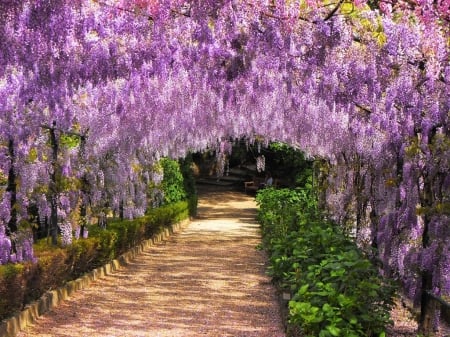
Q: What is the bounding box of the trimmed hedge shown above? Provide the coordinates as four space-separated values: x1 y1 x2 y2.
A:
0 199 193 321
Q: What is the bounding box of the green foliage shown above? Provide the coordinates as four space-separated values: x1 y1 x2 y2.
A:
179 154 197 198
265 142 313 187
226 140 313 188
161 158 187 204
59 133 81 149
0 264 26 318
256 188 316 244
0 170 7 186
179 154 198 216
257 186 396 337
29 243 71 299
149 200 191 226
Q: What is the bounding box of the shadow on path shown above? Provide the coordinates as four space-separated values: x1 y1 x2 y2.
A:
17 188 285 337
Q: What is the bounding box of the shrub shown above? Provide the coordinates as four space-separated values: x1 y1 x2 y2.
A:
0 199 193 321
32 244 70 294
256 187 396 337
160 158 187 204
0 264 26 319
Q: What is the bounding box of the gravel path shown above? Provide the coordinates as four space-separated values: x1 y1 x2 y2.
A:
17 187 285 337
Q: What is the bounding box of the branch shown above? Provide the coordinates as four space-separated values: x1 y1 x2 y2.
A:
407 59 447 84
95 0 192 21
94 0 154 21
170 8 191 18
40 124 51 131
425 290 450 310
40 124 87 139
324 0 344 21
353 101 372 116
244 1 311 23
258 0 348 24
415 77 430 90
261 10 311 23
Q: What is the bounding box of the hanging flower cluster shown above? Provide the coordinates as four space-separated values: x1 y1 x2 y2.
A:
256 155 265 173
0 225 12 265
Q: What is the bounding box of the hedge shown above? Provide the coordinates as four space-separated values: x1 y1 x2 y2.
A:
0 199 193 321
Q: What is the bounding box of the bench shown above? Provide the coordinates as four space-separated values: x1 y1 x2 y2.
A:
244 177 265 194
244 177 277 194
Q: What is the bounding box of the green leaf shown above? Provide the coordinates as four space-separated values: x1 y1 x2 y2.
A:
298 284 309 295
337 294 355 307
319 330 331 337
349 317 358 325
330 268 346 277
322 303 334 315
326 325 341 336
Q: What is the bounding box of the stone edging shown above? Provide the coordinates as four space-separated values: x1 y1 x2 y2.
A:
0 219 190 337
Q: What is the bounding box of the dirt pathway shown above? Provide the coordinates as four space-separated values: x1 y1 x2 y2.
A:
17 187 285 337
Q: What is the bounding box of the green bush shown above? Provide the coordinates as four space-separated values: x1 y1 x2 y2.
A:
33 244 70 291
0 199 192 321
256 187 396 337
179 155 197 198
0 264 26 319
179 155 198 217
65 237 101 277
256 187 317 245
161 158 187 204
265 142 314 187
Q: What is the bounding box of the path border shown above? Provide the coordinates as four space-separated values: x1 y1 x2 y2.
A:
0 219 190 337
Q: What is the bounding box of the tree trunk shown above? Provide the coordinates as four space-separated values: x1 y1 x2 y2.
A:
49 123 59 245
119 199 124 220
79 136 88 238
6 139 17 235
419 269 436 333
80 202 86 238
418 127 438 334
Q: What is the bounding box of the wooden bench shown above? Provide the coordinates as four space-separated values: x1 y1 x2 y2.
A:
244 177 264 194
244 177 277 194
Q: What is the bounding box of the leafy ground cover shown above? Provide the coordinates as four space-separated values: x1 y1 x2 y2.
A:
256 187 396 337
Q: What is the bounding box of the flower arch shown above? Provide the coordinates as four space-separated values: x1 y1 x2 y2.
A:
0 0 448 332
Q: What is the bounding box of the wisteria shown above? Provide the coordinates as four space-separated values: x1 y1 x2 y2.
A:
256 155 266 173
59 222 73 246
11 230 36 264
0 0 448 333
0 224 11 265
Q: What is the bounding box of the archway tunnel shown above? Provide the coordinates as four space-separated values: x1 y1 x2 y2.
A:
0 0 448 334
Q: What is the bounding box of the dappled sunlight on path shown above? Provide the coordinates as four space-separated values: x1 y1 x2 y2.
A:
17 188 285 337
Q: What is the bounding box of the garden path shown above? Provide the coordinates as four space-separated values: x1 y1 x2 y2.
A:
17 186 285 337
